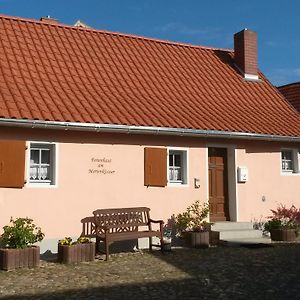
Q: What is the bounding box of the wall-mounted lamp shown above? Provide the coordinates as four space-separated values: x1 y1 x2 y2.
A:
194 178 200 189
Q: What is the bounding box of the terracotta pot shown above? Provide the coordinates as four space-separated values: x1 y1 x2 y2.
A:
58 242 95 264
184 231 210 248
0 246 40 271
270 229 296 241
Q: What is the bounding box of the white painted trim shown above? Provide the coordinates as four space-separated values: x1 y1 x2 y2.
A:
25 141 59 189
244 73 259 81
167 147 189 187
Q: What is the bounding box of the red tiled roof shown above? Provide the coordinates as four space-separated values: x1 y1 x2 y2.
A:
278 82 300 113
0 14 299 137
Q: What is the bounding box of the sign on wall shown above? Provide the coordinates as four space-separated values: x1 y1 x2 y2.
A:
88 157 115 175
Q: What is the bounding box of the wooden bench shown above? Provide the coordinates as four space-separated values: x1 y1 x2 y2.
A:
81 207 164 260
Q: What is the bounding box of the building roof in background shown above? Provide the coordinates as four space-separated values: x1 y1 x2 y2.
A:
0 14 299 138
278 82 300 113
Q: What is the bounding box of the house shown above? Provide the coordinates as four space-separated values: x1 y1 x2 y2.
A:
278 82 300 113
0 14 299 252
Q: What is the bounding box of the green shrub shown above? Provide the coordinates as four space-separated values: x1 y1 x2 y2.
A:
174 200 210 235
1 217 44 249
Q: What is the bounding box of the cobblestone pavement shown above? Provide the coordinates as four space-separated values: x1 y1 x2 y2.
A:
0 244 300 299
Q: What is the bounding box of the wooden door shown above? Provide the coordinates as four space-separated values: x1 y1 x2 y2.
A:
208 148 229 221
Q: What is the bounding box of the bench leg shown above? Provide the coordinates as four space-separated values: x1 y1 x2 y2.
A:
96 237 100 254
149 237 152 251
160 239 165 253
105 238 110 261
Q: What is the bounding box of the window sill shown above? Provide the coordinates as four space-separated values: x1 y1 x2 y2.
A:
168 182 189 188
280 171 300 176
26 182 58 189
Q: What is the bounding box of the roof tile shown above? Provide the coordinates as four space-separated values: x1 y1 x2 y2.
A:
278 82 300 113
0 14 299 137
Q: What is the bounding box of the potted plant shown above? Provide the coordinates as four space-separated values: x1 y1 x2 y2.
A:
0 217 44 271
162 228 172 251
174 200 212 248
264 204 300 241
58 236 95 264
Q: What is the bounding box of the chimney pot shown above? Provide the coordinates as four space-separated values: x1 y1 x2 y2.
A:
234 29 259 80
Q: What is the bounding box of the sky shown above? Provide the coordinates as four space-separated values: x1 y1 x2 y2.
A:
0 0 299 86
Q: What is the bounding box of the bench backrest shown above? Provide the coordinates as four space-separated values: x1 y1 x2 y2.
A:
92 207 151 234
80 216 97 238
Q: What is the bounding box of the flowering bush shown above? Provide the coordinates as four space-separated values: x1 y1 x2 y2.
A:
264 204 300 233
1 217 44 249
174 200 210 235
58 236 91 246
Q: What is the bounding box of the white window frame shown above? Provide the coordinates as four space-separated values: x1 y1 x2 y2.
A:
167 147 188 186
280 148 299 175
26 142 58 187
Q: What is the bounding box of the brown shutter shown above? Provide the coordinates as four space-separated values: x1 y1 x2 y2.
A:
144 147 167 187
0 140 26 188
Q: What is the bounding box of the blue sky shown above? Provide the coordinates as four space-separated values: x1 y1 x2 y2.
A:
0 0 299 86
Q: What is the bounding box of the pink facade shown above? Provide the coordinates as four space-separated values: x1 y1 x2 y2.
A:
0 127 299 252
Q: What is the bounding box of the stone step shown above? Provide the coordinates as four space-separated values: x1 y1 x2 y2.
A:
211 222 254 231
219 229 263 240
222 237 272 247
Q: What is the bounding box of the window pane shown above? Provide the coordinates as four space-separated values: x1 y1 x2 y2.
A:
168 150 186 184
169 167 182 181
30 149 40 165
282 160 293 171
39 166 50 180
282 151 292 161
174 154 181 167
29 143 54 184
41 149 50 164
30 166 38 180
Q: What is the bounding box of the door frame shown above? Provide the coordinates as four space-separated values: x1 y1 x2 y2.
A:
205 144 238 222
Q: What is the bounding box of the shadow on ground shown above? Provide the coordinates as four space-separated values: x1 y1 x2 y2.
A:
2 244 300 299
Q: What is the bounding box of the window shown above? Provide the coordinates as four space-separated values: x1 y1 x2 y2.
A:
168 149 187 184
144 147 188 187
29 143 56 185
281 149 299 173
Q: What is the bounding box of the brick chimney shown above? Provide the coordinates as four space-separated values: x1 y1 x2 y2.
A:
234 29 259 80
40 16 59 24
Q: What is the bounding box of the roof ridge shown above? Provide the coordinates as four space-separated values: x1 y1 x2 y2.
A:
0 13 233 52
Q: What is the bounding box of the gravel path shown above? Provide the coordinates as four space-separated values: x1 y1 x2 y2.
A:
0 244 299 299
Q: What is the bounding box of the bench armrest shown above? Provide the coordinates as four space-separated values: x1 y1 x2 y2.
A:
149 218 164 225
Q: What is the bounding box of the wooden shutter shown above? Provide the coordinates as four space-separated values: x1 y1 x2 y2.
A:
144 147 167 187
0 140 26 188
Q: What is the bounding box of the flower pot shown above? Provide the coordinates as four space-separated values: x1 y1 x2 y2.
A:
184 231 210 248
58 242 95 264
0 246 40 271
270 229 296 241
162 240 172 251
209 230 220 246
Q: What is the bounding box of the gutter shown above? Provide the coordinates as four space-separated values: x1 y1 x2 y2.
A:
0 118 300 142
